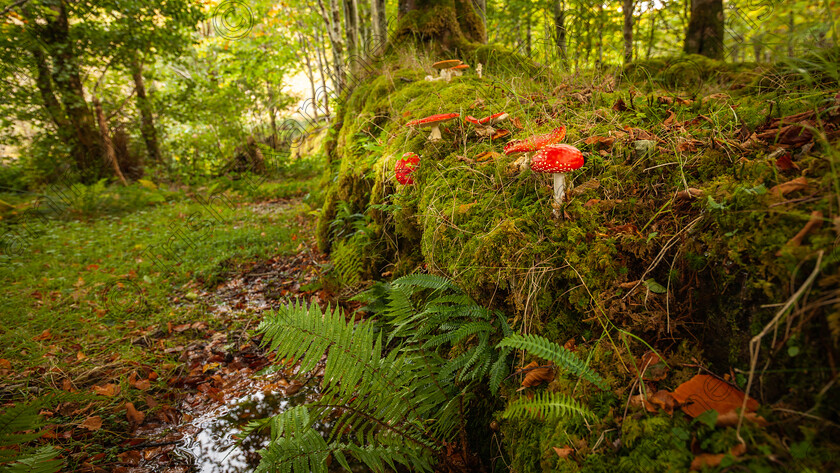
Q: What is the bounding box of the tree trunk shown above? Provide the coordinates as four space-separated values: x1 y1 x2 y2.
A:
130 56 161 165
396 0 485 49
315 26 332 116
646 9 658 59
553 0 566 61
623 0 633 64
267 84 278 139
683 0 724 59
371 0 387 42
525 14 532 58
597 3 604 67
473 0 486 42
787 10 794 57
343 0 358 64
298 32 319 121
29 47 72 141
92 96 128 185
35 2 103 181
316 0 346 89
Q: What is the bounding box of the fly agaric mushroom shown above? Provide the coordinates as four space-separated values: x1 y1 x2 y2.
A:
530 143 584 210
395 152 420 185
406 112 460 142
465 112 509 137
432 59 462 82
450 64 470 77
503 126 566 172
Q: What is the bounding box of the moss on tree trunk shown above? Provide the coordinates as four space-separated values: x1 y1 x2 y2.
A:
395 0 485 51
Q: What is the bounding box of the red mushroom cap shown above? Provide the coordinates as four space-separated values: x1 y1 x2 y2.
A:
464 115 483 125
451 64 470 70
503 126 567 155
405 112 461 128
396 152 420 185
432 59 462 69
480 112 509 125
529 144 584 173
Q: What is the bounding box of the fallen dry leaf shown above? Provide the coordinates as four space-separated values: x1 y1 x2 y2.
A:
80 415 102 431
552 446 574 459
662 111 677 128
786 211 824 248
125 402 145 425
584 135 616 149
676 188 703 200
770 177 808 197
690 443 746 470
33 329 52 341
92 383 120 397
519 361 554 389
715 410 768 428
648 390 678 415
671 374 758 418
775 153 799 172
117 451 142 465
613 98 629 112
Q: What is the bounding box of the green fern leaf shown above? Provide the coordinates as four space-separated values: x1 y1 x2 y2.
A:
502 391 596 422
497 334 608 390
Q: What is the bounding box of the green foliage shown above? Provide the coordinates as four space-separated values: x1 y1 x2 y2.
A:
256 274 514 471
501 391 596 422
256 300 447 472
354 273 513 393
0 398 63 473
330 234 367 286
497 333 608 391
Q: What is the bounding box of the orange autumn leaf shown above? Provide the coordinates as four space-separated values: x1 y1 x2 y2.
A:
33 329 52 341
125 402 145 425
519 361 554 389
770 176 808 197
553 446 574 459
80 415 102 431
690 443 746 470
93 383 120 397
671 375 758 418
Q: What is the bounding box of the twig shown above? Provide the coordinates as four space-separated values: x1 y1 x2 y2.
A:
737 251 823 444
622 215 703 300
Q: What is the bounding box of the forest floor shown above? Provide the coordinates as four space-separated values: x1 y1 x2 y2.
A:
0 181 335 473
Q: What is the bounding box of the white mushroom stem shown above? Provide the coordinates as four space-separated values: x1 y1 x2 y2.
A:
427 125 442 141
552 173 567 204
477 63 483 78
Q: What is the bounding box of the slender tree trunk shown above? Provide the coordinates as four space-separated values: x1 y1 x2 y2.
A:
298 33 319 120
130 56 161 165
597 3 604 67
343 0 358 64
316 0 346 89
584 8 592 64
315 26 331 116
526 14 532 58
92 96 127 185
753 34 763 62
623 0 634 64
553 0 566 61
371 0 387 42
267 84 278 139
646 9 657 59
787 10 794 57
683 0 724 59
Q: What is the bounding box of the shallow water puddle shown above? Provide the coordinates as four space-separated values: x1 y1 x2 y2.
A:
176 385 317 473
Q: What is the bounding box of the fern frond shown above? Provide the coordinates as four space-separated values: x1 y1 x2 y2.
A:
502 391 596 422
0 399 63 473
392 274 457 293
497 334 609 390
489 347 512 395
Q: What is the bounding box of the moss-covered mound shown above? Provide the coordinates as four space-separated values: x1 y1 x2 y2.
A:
317 45 840 471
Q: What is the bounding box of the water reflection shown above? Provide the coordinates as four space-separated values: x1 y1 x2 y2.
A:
178 387 316 473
